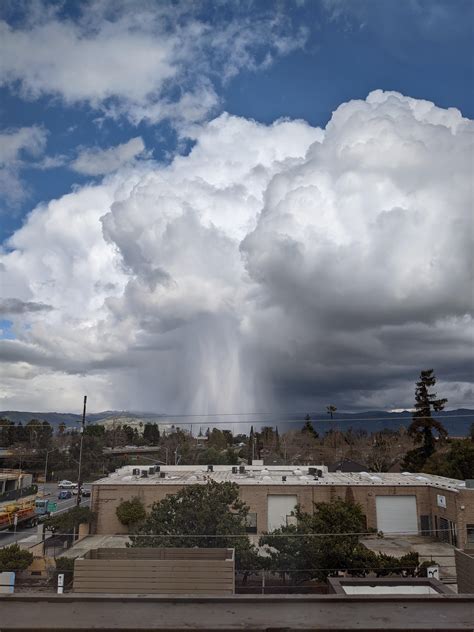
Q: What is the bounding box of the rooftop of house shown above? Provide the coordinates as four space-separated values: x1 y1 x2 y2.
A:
93 465 469 493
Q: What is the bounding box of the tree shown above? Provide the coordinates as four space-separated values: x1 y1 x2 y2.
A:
423 440 474 479
130 481 260 572
302 415 319 440
407 369 448 460
260 498 371 583
143 423 160 445
0 418 15 447
44 506 95 534
0 544 33 572
327 405 337 420
116 497 147 527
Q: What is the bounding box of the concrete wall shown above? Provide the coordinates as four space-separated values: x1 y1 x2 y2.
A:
455 549 474 594
91 482 474 548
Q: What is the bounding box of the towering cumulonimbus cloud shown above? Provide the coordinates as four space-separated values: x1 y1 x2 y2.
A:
0 91 472 412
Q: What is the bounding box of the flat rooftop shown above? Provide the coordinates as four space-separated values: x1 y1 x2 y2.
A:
93 465 469 492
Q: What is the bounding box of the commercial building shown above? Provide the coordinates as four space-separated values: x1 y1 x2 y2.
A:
91 465 474 549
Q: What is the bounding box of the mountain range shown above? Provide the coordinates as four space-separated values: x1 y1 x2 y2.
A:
0 409 472 437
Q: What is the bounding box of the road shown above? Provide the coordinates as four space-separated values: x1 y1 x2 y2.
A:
0 482 91 548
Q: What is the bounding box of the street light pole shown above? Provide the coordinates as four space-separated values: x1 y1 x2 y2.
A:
76 395 87 507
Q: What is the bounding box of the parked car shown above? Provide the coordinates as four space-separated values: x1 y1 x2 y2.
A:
58 490 73 500
58 480 77 489
81 488 91 497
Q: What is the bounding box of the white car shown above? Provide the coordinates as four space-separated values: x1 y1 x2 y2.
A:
58 480 77 489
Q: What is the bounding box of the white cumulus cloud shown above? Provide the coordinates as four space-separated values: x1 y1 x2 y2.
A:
0 91 472 413
0 1 307 125
71 137 147 176
0 125 47 205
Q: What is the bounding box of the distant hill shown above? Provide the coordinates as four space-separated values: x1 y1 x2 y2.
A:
0 408 472 436
276 409 474 437
0 410 166 427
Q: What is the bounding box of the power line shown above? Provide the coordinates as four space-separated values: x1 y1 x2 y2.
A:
0 528 458 537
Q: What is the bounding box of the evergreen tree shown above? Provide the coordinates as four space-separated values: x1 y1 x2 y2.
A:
302 415 318 439
407 369 448 459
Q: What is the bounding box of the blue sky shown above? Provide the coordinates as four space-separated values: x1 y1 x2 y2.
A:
0 0 472 413
1 0 472 242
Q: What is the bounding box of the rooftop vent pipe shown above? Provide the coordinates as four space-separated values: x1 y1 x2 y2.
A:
239 465 246 474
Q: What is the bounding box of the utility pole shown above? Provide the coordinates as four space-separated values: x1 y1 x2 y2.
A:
43 449 52 496
76 395 87 507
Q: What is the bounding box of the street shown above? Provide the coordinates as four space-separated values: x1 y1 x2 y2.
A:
0 482 91 548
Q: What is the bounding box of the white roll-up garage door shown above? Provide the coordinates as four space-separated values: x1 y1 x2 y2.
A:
375 495 418 535
267 495 297 531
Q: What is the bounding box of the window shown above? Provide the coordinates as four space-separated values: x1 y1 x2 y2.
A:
245 512 257 534
467 525 474 546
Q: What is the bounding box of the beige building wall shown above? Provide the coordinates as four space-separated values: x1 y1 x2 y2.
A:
92 482 474 549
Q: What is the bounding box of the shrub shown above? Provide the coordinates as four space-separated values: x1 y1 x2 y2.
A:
116 497 146 527
0 544 33 572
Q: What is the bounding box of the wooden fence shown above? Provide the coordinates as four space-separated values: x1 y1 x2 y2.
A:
73 548 235 594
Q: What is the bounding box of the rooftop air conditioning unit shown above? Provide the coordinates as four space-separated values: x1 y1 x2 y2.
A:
155 465 161 472
140 470 148 478
207 465 214 472
317 469 323 478
159 471 166 478
239 465 246 474
282 475 287 482
232 466 238 474
148 466 156 475
132 468 140 476
308 467 316 476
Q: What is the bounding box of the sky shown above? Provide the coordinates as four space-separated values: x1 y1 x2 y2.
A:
0 0 473 415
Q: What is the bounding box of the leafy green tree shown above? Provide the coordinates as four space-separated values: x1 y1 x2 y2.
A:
130 481 260 572
260 498 369 583
116 497 147 527
0 544 33 572
44 506 95 534
423 440 474 479
407 369 448 460
69 431 105 477
0 418 15 447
